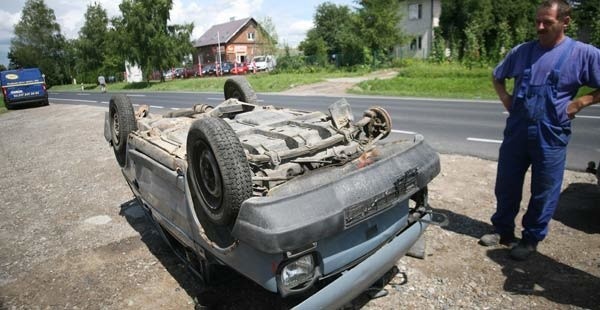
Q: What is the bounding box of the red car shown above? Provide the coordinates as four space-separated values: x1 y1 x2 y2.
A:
230 62 249 75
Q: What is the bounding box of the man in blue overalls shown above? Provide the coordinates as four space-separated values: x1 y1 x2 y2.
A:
480 0 600 260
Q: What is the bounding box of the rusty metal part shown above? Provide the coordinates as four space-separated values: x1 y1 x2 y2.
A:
136 105 149 118
363 106 392 139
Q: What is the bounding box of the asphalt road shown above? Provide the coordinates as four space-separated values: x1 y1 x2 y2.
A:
48 90 600 171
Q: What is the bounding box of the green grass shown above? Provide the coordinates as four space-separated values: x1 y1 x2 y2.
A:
48 61 595 100
350 62 501 100
50 71 367 93
0 96 6 114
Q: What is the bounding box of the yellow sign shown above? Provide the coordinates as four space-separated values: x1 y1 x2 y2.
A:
5 74 18 80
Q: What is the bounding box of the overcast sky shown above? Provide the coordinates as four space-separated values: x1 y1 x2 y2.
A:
0 0 356 67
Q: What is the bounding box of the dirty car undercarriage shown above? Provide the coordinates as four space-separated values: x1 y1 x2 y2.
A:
104 77 441 309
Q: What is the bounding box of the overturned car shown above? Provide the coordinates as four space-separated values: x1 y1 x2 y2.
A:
104 77 440 308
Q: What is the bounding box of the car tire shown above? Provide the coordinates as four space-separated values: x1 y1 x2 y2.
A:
186 117 252 227
5 102 13 110
109 94 137 167
223 76 257 104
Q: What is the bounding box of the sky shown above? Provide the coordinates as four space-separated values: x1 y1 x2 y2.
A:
0 0 357 67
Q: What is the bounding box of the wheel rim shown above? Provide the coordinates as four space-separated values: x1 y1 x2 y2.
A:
112 110 121 146
193 140 223 211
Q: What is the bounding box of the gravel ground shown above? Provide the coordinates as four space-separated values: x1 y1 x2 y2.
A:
1 102 598 310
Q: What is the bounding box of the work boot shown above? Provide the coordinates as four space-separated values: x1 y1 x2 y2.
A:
510 240 537 261
479 233 517 247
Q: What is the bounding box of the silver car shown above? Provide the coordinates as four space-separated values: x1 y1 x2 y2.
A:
104 77 440 308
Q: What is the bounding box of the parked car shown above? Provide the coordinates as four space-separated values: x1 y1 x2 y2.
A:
250 55 276 72
1 67 48 109
103 77 440 309
220 62 234 74
173 68 185 79
163 70 174 80
230 62 248 75
200 64 214 76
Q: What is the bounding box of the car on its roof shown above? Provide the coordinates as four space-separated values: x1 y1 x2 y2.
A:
103 77 441 308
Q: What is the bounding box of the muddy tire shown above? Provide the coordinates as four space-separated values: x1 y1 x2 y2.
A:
186 117 252 226
109 94 137 167
223 76 257 104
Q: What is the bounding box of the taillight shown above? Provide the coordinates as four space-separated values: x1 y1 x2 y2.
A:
42 83 47 91
1 87 6 97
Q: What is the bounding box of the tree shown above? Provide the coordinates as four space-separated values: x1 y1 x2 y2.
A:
298 29 328 66
355 0 403 63
115 0 193 82
258 16 279 55
75 2 109 83
0 64 7 71
573 0 600 47
8 0 70 85
299 2 364 66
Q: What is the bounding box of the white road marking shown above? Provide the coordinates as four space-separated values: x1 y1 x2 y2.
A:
49 98 97 103
171 107 180 110
126 94 146 97
467 137 503 144
576 115 600 120
150 105 164 109
207 97 264 102
503 111 600 119
100 101 109 104
77 93 90 96
392 129 416 135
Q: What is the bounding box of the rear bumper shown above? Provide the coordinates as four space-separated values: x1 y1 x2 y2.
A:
4 94 48 105
232 135 440 254
293 214 429 309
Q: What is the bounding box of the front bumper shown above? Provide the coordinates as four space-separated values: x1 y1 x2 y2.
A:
293 213 430 309
232 135 440 254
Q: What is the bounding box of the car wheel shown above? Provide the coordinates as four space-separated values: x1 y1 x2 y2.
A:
5 102 13 110
187 117 252 226
223 76 257 104
109 94 137 167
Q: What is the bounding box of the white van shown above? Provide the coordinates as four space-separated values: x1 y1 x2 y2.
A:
251 55 276 72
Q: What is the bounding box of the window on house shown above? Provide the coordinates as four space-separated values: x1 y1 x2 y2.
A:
409 3 423 20
247 32 255 41
418 36 422 49
410 38 417 50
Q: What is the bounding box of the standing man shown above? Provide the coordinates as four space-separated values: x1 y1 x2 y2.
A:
480 0 600 260
98 75 106 93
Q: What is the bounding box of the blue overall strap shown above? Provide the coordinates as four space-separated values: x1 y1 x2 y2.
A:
517 41 537 99
548 38 576 85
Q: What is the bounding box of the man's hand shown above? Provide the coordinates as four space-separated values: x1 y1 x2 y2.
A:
492 76 512 111
567 89 600 119
566 100 581 119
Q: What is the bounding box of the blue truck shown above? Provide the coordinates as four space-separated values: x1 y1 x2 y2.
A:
1 68 49 109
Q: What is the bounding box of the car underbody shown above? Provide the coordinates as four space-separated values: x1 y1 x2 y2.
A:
104 77 441 308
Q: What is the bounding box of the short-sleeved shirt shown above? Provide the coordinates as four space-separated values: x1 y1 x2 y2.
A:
493 37 600 109
98 76 106 85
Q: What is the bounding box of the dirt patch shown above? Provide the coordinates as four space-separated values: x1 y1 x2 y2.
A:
1 104 598 309
281 70 398 96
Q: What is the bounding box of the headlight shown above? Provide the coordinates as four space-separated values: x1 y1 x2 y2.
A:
280 254 315 289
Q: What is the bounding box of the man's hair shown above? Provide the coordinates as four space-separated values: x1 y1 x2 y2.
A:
539 0 572 20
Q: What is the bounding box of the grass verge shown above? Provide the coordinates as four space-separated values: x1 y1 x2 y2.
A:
48 61 594 100
50 71 368 93
0 97 6 114
350 62 500 99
